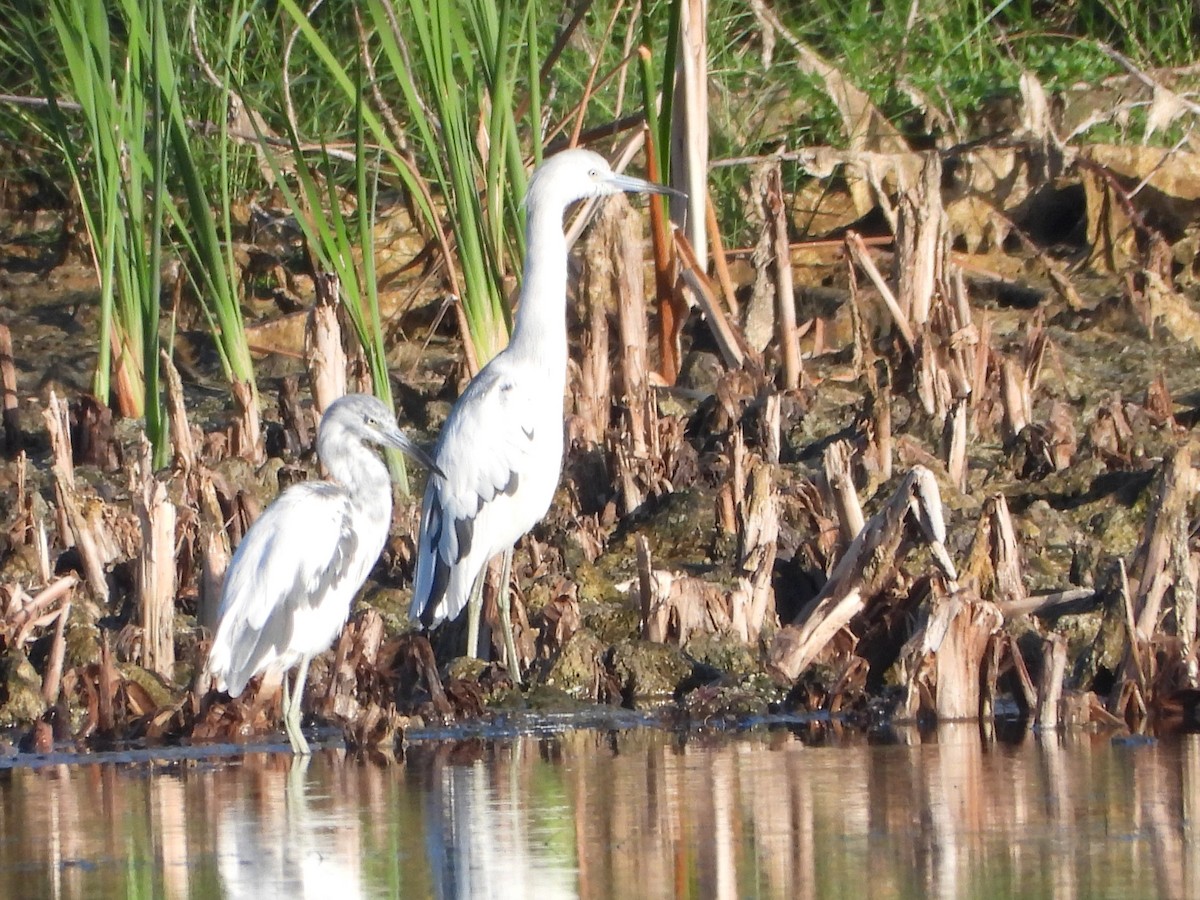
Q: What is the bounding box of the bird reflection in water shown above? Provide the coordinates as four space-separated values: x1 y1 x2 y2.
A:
216 757 364 900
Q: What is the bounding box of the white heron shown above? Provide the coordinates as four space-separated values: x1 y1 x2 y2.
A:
409 148 679 682
205 392 439 754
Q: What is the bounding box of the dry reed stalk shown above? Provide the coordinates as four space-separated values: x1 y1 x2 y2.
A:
945 398 969 491
1036 633 1068 729
45 394 111 603
769 466 957 681
0 323 17 451
230 379 263 465
705 191 739 318
823 440 864 546
578 201 623 446
1000 358 1031 440
670 0 709 265
673 230 747 370
761 391 782 465
735 447 779 643
306 273 348 415
136 443 177 679
41 599 71 704
845 231 916 353
637 535 654 639
161 350 195 473
764 163 802 388
986 493 1028 610
197 470 230 630
642 126 686 385
895 152 944 326
613 204 652 456
43 390 74 489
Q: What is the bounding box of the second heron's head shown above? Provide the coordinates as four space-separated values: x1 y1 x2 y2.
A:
525 148 683 211
320 393 442 474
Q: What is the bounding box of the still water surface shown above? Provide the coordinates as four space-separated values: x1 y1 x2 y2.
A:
0 720 1195 899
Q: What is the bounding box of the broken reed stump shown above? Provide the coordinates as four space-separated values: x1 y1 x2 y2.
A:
306 272 347 415
136 443 176 680
0 323 17 452
577 198 623 446
1108 446 1200 720
765 162 802 388
43 391 112 604
637 431 778 646
768 466 958 683
162 350 196 473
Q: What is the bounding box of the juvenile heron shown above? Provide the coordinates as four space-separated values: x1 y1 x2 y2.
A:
409 149 679 681
205 392 438 754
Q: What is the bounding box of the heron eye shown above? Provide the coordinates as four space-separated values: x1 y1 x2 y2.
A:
588 168 599 178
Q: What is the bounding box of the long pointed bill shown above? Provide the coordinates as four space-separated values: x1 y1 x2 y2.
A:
381 426 444 477
607 171 687 200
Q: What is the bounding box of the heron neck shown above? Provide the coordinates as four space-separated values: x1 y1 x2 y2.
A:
320 436 394 515
506 201 569 370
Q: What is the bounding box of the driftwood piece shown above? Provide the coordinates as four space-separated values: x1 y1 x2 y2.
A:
769 466 957 681
136 443 176 680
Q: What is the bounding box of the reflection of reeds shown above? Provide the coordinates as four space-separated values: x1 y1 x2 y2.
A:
0 732 1196 896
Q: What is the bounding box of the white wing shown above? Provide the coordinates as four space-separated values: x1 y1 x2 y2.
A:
206 482 361 696
410 361 549 626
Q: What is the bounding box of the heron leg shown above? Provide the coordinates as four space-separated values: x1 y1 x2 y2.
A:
465 565 488 659
496 547 522 685
283 659 311 755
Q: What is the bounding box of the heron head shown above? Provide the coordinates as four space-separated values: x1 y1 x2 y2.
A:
526 148 684 209
322 393 443 475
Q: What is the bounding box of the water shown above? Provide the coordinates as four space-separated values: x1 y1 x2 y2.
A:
0 722 1195 899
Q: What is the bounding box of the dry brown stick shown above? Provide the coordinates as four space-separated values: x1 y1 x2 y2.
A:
41 599 71 704
673 229 747 370
1002 635 1037 715
765 163 801 388
845 231 916 353
705 190 740 318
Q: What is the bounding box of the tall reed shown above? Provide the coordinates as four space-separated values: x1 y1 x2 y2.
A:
28 0 172 462
281 0 540 370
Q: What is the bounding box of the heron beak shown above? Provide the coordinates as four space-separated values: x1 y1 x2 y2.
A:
607 172 687 200
382 427 444 477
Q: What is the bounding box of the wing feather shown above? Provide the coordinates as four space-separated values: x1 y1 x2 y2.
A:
410 362 543 624
207 483 359 695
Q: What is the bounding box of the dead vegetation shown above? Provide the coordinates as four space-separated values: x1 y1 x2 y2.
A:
5 49 1200 752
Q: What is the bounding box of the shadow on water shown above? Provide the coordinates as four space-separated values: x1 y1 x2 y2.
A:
0 720 1197 898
